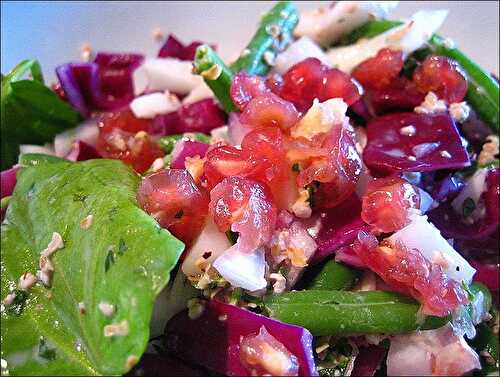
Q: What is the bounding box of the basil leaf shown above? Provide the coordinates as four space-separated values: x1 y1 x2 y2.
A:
1 158 184 375
1 60 81 170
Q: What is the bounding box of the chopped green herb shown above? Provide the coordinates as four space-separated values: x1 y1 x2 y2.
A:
104 248 115 273
5 289 29 316
38 337 56 361
174 209 184 219
72 192 87 203
292 163 300 172
118 238 128 256
1 195 11 210
462 197 476 217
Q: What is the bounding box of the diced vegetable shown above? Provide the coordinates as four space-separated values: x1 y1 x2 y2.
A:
296 1 398 47
165 300 317 376
152 98 227 136
157 34 208 61
64 140 100 161
386 323 481 376
170 140 209 169
274 36 329 75
130 91 181 119
262 290 448 336
388 214 476 283
229 1 299 76
132 58 202 96
363 112 470 175
326 10 448 73
428 168 499 240
312 194 369 264
54 119 99 158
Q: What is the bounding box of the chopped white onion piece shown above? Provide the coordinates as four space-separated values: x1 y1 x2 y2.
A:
182 82 214 105
296 1 399 47
132 58 203 95
54 119 99 157
274 36 330 74
326 9 448 73
388 214 475 283
213 248 267 292
130 91 180 119
181 218 232 277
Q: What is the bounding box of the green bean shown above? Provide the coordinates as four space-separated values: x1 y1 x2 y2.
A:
193 45 237 113
301 260 360 291
262 290 448 336
335 20 500 132
229 1 299 76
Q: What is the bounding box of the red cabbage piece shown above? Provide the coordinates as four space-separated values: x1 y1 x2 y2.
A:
1 167 17 220
165 300 317 376
428 168 499 240
470 261 499 292
312 193 370 264
65 141 101 162
351 346 387 377
56 63 100 117
349 99 373 123
363 112 470 175
1 167 17 199
170 140 209 169
365 86 424 115
93 52 144 110
152 99 227 136
158 34 208 61
432 174 465 202
56 53 144 117
127 354 206 376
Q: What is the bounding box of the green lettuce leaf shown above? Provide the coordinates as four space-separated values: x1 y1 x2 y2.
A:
0 158 184 375
1 60 81 170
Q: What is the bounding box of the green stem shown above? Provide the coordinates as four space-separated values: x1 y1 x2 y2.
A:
229 1 299 76
193 45 237 113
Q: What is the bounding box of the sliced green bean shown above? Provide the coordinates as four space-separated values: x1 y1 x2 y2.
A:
263 290 448 336
229 1 299 76
193 45 237 113
301 260 360 291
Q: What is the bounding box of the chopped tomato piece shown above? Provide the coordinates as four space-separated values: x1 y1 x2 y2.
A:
413 55 468 103
239 93 299 130
137 169 209 246
279 58 361 112
352 48 404 90
353 231 468 316
204 127 297 210
96 108 164 173
209 177 277 252
296 123 362 208
361 176 421 233
230 71 270 111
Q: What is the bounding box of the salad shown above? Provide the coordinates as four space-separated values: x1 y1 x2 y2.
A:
1 1 499 376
